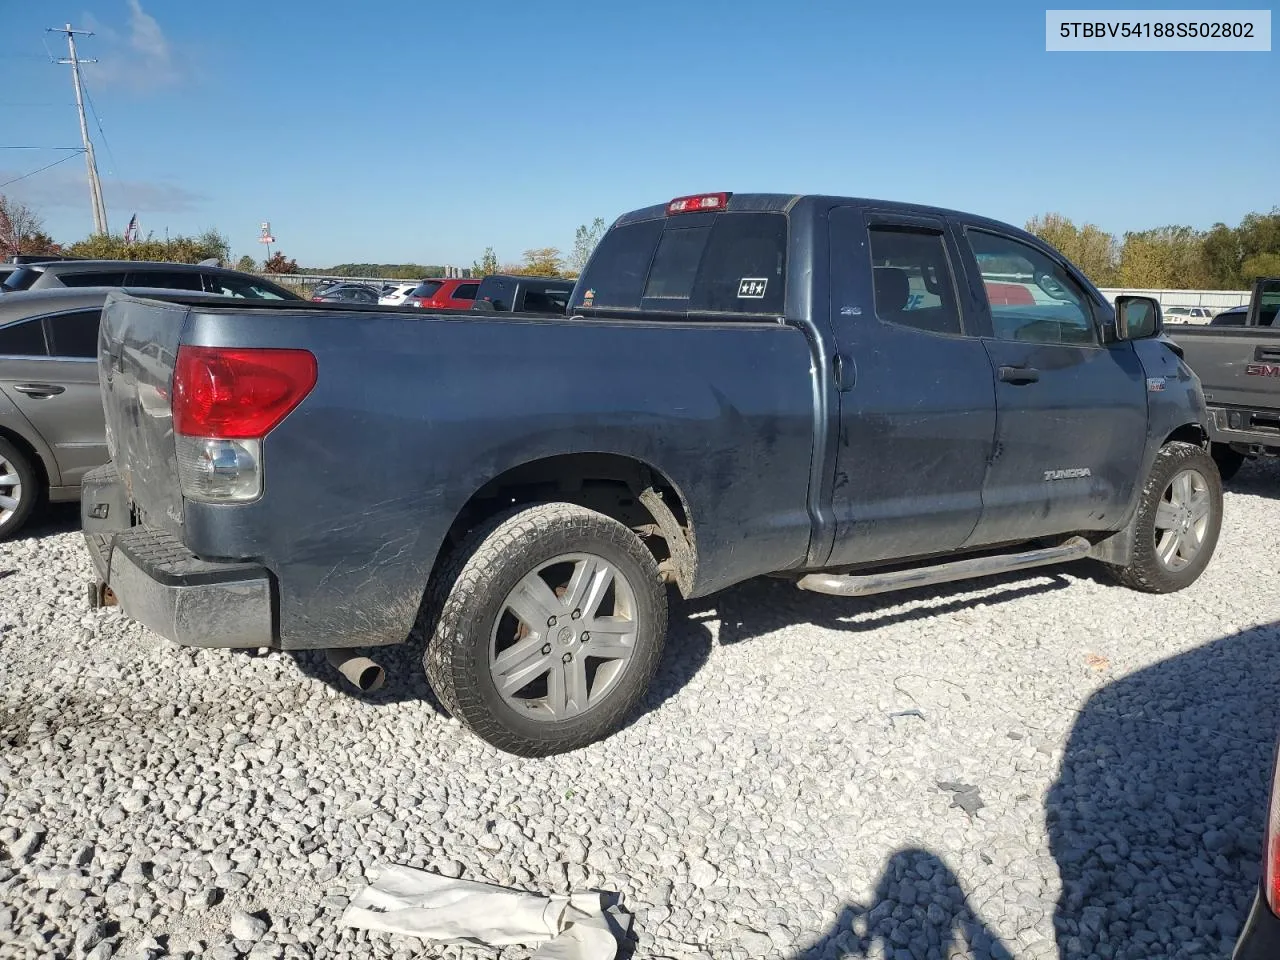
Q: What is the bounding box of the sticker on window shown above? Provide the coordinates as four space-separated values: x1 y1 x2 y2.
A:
738 278 768 299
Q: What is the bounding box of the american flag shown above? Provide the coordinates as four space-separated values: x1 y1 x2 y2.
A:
124 214 139 245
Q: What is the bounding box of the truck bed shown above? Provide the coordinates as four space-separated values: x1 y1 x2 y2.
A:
93 292 821 650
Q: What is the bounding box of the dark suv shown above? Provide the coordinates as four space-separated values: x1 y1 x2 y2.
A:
1 260 299 300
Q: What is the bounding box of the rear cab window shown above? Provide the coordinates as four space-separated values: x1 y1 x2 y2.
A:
411 281 444 299
572 211 787 317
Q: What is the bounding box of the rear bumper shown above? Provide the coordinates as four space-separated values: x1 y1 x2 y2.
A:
81 463 275 649
1233 891 1280 960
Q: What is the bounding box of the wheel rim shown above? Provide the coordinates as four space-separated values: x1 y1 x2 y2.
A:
1153 467 1212 572
488 552 639 722
0 454 22 527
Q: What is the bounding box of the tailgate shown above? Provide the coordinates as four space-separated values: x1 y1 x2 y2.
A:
1172 326 1280 410
99 293 188 533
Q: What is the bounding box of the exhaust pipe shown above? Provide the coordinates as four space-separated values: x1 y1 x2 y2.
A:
325 649 385 693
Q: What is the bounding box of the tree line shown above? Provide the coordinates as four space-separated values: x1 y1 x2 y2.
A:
16 190 1273 292
1025 208 1280 289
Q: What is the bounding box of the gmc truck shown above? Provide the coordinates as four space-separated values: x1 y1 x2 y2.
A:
81 192 1222 757
1168 277 1280 479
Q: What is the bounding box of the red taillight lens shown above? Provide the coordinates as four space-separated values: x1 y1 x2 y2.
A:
1266 746 1280 915
310 296 324 302
667 192 730 215
173 346 317 440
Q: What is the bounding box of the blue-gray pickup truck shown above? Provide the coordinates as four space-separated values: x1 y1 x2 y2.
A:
82 192 1222 756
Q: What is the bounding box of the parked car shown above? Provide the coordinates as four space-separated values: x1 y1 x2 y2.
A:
1168 277 1280 479
0 259 300 299
405 278 480 310
1232 735 1280 958
470 274 574 313
310 283 380 304
82 191 1219 757
0 287 232 539
1163 305 1218 323
378 282 418 306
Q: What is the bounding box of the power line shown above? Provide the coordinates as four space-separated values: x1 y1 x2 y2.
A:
0 152 82 189
81 77 123 189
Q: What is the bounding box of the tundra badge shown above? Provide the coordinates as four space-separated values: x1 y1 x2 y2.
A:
1044 468 1092 481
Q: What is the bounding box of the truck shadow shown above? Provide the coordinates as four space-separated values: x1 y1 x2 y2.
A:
16 502 81 540
1226 456 1280 500
788 848 1015 959
1046 621 1280 958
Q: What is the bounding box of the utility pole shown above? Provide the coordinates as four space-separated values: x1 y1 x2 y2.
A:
49 23 108 235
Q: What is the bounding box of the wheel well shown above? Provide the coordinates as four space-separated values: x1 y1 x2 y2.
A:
1163 423 1208 448
437 453 695 593
0 426 50 491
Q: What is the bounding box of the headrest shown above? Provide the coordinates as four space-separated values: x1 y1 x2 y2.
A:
873 267 910 314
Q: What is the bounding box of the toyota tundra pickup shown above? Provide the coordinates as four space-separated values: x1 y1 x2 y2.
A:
81 192 1222 756
1169 277 1280 479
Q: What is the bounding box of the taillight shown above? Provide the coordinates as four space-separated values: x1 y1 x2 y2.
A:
667 192 730 215
1266 744 1280 915
172 346 316 503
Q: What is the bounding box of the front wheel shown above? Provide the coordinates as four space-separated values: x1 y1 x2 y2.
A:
423 502 667 757
1108 441 1223 593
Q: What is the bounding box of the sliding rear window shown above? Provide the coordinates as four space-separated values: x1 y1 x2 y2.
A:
573 212 787 317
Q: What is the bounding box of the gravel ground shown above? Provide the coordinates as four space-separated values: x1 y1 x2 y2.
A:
2 459 1279 960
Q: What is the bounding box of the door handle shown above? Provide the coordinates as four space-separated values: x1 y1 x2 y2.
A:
12 383 66 398
998 366 1040 385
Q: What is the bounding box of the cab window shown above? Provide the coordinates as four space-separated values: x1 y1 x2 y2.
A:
966 230 1097 346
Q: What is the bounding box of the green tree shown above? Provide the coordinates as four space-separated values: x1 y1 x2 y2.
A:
1024 213 1117 286
1200 223 1242 288
1242 252 1280 281
569 218 607 276
473 247 499 278
235 254 257 273
67 228 231 264
1117 226 1208 289
263 251 299 274
518 247 565 277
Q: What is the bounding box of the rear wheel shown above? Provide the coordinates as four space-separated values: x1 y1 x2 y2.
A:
0 438 38 541
1211 443 1246 482
423 503 667 757
1109 442 1222 593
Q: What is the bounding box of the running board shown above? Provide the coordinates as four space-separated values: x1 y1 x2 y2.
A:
795 536 1092 598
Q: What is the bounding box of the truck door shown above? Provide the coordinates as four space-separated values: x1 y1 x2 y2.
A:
955 224 1147 545
824 206 996 566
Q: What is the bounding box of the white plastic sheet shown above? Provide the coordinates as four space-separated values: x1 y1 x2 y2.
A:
341 863 631 960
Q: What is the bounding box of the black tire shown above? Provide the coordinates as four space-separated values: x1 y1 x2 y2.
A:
423 502 667 757
0 437 38 541
1108 442 1222 593
1211 443 1246 483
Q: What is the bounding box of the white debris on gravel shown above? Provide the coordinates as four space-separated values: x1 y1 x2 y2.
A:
2 460 1280 960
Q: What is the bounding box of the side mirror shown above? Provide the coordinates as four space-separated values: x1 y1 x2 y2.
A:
1115 296 1162 340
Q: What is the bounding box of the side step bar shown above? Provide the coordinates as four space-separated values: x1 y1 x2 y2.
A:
796 536 1091 598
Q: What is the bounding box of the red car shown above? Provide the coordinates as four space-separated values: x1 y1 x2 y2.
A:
405 278 480 310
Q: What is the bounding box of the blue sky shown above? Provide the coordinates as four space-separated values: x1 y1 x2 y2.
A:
1 1 1275 267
